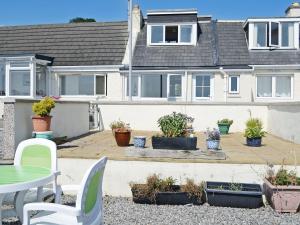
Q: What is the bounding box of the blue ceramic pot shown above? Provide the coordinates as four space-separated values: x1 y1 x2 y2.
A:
206 140 220 150
34 131 53 140
246 137 262 147
134 136 146 148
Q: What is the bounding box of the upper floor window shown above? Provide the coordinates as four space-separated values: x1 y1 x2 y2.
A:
148 24 196 45
252 21 296 49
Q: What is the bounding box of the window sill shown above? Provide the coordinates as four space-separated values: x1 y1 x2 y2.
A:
227 93 241 98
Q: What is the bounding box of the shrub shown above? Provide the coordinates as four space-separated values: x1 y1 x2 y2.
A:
32 97 55 117
158 112 194 137
181 179 205 201
267 167 300 186
109 120 131 132
206 128 221 140
244 118 266 139
217 118 233 126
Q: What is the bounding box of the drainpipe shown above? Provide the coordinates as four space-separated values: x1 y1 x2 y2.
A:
185 70 188 103
219 67 228 103
128 0 133 101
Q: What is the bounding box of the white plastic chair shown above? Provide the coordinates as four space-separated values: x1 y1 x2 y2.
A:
23 157 108 225
14 138 61 203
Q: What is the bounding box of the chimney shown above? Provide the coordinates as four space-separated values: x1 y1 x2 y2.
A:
132 5 143 34
285 2 300 17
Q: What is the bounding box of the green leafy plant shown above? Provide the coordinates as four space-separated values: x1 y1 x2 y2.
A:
267 166 300 186
32 97 55 117
217 119 233 126
244 118 266 139
157 112 194 137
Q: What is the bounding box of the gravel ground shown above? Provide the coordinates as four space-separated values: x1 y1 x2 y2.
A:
3 195 300 225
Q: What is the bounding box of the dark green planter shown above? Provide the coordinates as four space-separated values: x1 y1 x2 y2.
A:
218 123 231 135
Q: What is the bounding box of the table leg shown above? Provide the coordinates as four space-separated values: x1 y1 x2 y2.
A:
0 194 5 225
14 190 27 224
37 186 44 202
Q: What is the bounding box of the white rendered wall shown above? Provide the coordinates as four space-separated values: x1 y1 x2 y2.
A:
98 103 268 132
58 158 300 197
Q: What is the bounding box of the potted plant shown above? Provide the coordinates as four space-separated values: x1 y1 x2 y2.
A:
130 174 204 205
206 128 221 150
152 112 197 150
32 97 55 132
264 166 300 213
244 118 266 147
110 120 131 147
205 181 263 208
133 136 147 148
217 119 233 135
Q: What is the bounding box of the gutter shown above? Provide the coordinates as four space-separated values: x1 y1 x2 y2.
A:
50 65 124 72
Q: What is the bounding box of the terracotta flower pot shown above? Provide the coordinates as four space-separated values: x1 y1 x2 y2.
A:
32 116 52 132
114 131 131 147
263 178 300 213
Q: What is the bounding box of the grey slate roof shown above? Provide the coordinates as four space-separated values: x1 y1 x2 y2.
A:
133 21 300 69
0 21 128 66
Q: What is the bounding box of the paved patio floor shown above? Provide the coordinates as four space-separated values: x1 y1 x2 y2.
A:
58 131 300 165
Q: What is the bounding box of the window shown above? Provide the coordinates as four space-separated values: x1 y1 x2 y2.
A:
229 76 239 94
169 75 182 97
270 22 279 46
149 24 195 45
10 70 31 96
253 23 267 47
257 75 292 98
60 74 106 96
194 75 211 98
126 76 139 97
0 64 5 96
36 64 47 96
281 22 294 48
151 26 164 43
141 75 167 98
180 25 192 43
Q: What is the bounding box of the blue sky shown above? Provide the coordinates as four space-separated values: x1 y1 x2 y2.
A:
0 0 295 25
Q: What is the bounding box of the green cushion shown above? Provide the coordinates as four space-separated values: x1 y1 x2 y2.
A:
21 145 52 169
84 170 103 214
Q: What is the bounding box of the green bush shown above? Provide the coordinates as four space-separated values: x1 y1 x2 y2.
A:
32 97 55 117
244 118 266 139
267 167 300 186
217 118 233 126
158 112 194 137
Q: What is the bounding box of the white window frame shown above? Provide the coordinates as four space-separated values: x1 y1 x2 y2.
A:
59 74 106 97
167 74 183 99
269 21 280 47
228 75 240 94
256 74 293 99
147 23 197 46
193 74 214 100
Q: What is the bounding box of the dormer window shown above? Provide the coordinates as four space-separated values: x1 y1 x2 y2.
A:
248 20 298 49
149 24 196 45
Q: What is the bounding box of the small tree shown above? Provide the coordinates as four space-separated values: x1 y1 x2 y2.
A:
69 17 96 23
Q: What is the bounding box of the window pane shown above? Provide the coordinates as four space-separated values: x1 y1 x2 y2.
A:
10 61 30 68
257 76 272 97
10 70 30 96
180 25 192 43
169 75 182 97
126 76 139 97
270 22 279 46
254 23 267 47
195 75 211 98
151 26 163 43
165 26 178 43
60 75 94 95
203 76 210 86
0 64 5 96
36 64 47 96
141 75 167 98
230 76 238 92
281 23 294 47
276 76 291 97
196 76 203 86
96 76 105 95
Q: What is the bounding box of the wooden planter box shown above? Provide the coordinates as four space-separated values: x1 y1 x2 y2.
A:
205 181 263 209
131 185 202 205
152 137 197 150
263 179 300 213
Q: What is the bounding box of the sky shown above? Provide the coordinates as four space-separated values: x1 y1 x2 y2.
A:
0 0 296 26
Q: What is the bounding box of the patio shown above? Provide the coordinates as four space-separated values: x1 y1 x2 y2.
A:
57 131 300 165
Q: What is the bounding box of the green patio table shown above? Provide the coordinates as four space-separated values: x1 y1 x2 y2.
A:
0 165 55 225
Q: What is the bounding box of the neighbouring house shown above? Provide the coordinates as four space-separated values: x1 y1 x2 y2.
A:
0 3 300 144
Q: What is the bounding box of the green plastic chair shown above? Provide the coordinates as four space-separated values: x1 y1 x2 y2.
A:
23 157 108 225
14 138 61 203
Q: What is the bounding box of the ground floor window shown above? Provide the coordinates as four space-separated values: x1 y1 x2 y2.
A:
229 75 239 94
194 75 213 99
126 74 183 99
59 74 106 96
9 70 31 96
36 64 47 96
0 64 5 96
256 75 292 98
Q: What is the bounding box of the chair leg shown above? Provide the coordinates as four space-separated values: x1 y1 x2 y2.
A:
0 194 6 225
37 186 44 202
14 190 27 224
55 185 62 204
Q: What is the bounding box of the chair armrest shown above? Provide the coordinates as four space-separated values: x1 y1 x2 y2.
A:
23 202 81 217
54 171 61 176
